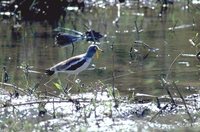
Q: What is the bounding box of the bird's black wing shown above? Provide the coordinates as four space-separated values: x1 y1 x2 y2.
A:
52 57 81 71
66 58 86 70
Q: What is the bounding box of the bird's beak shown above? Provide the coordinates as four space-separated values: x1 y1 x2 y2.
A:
96 47 103 59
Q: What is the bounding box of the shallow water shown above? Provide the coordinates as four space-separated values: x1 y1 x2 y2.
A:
0 2 200 97
1 1 200 131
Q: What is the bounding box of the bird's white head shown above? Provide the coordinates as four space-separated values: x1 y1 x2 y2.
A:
86 44 103 58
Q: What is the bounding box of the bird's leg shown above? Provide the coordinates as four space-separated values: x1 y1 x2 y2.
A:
71 42 75 56
72 74 81 92
33 75 48 91
44 76 56 89
73 74 77 82
64 74 77 93
63 83 71 94
63 74 73 93
65 74 74 84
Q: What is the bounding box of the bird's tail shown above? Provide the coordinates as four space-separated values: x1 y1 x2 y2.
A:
45 69 55 76
18 66 55 76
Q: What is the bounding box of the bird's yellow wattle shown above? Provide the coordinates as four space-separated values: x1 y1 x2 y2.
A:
96 47 103 59
96 50 99 59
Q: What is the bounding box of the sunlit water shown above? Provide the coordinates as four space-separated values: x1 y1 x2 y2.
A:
1 1 200 131
0 2 199 97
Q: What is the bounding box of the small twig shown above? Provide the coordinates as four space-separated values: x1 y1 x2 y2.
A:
166 52 183 80
32 75 49 92
156 97 161 109
192 17 195 30
149 103 169 122
93 90 98 118
134 21 140 40
0 99 91 109
172 20 178 32
110 43 119 108
0 82 29 95
111 43 116 101
134 40 159 53
45 92 66 100
83 104 89 124
189 39 196 46
172 81 193 124
2 66 9 83
52 98 56 118
160 77 176 105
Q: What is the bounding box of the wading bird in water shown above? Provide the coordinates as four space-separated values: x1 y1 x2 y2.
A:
54 28 103 56
45 44 103 83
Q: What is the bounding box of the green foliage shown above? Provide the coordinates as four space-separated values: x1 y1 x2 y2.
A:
106 86 120 99
128 90 135 102
0 117 40 131
53 80 63 91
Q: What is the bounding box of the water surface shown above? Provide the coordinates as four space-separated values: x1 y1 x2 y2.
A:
0 2 199 97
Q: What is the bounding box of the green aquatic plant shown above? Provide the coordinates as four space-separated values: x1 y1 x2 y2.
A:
169 13 182 32
53 80 63 91
106 85 120 100
19 62 32 90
